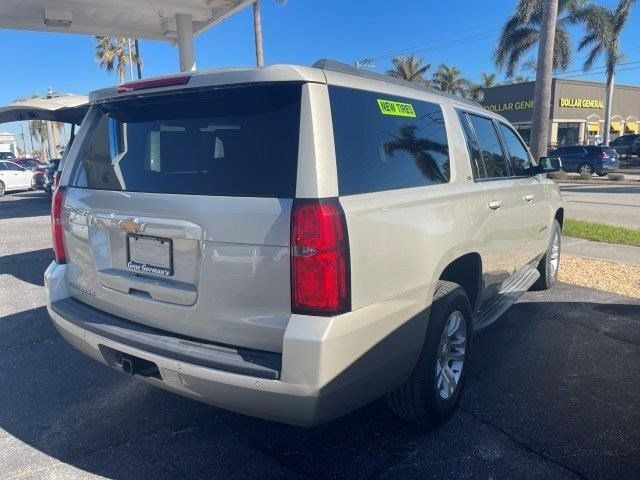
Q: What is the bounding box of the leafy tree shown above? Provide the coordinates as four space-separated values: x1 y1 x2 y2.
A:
574 0 636 144
252 0 287 67
94 36 142 83
386 54 432 86
432 64 471 96
494 0 583 78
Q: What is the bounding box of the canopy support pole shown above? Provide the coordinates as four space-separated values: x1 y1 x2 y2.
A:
176 13 196 72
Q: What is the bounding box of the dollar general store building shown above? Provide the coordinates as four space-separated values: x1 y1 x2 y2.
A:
481 78 640 147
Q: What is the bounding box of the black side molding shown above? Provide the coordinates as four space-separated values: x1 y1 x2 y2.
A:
51 298 282 380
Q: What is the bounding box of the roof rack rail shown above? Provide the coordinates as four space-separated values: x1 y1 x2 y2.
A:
311 59 482 108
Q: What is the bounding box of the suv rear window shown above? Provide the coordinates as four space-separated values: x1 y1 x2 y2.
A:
69 84 302 198
329 86 450 195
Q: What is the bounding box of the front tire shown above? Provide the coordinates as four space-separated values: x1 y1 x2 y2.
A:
532 219 562 290
387 281 472 427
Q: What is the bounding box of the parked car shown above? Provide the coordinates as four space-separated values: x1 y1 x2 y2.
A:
609 134 640 157
43 159 61 195
14 158 48 189
0 160 36 195
45 60 563 427
0 151 16 160
548 145 619 176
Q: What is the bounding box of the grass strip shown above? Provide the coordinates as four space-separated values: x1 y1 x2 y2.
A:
564 219 640 247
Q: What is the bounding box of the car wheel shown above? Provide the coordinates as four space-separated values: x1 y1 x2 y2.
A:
597 172 607 177
0 181 5 196
387 281 472 427
531 219 562 291
578 163 593 175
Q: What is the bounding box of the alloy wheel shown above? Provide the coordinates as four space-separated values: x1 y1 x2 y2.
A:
435 310 467 400
579 164 593 175
549 230 560 278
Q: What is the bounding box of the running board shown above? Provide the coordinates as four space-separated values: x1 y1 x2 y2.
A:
475 267 540 331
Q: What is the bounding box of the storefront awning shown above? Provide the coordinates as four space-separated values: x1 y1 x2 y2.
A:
610 121 622 132
626 122 638 133
587 123 600 132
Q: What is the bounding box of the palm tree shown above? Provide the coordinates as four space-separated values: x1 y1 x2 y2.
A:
494 0 582 78
385 54 432 86
432 65 471 96
383 125 449 183
29 120 48 160
529 0 560 160
469 72 499 101
574 0 636 144
94 36 142 83
252 0 287 67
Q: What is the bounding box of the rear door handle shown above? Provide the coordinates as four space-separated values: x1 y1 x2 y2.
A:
488 200 503 210
523 194 535 202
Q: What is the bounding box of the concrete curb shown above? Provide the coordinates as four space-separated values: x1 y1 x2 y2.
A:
562 236 640 267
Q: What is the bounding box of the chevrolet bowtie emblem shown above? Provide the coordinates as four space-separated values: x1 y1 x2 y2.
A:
118 218 146 233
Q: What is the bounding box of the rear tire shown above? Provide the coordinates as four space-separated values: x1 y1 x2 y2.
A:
578 163 593 175
0 180 5 197
597 172 607 177
387 281 472 427
532 219 562 291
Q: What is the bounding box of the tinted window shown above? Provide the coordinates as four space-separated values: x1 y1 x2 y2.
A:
565 146 585 155
4 162 23 171
0 162 7 170
330 86 450 195
457 111 486 179
70 85 302 197
468 114 509 178
498 123 532 176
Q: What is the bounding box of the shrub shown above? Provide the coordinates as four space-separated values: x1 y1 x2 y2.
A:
608 173 626 181
546 170 569 180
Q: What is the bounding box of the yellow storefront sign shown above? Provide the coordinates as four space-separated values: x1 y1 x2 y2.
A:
377 99 416 117
559 98 604 109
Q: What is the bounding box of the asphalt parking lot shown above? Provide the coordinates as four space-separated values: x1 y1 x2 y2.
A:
1 190 639 480
558 183 640 228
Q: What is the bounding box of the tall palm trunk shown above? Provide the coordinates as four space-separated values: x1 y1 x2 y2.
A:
529 0 559 161
603 70 615 145
253 1 265 67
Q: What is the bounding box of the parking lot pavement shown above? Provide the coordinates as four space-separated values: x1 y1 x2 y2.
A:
558 183 640 228
1 191 639 480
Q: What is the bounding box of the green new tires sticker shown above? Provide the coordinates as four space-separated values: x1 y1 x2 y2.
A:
377 99 416 117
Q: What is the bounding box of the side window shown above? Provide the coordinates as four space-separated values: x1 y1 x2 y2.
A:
457 111 486 179
0 162 6 171
5 162 23 171
565 146 584 155
498 123 532 176
329 86 450 195
468 114 509 178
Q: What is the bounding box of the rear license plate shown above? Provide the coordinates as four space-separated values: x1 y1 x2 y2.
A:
126 234 173 276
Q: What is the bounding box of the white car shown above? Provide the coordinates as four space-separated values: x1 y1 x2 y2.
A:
0 160 35 195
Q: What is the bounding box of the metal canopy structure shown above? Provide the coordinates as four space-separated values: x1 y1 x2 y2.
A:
0 94 89 125
0 0 254 71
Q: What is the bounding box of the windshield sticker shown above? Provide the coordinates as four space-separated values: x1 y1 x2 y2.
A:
377 99 416 118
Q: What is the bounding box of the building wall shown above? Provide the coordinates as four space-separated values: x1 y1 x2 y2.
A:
481 78 640 146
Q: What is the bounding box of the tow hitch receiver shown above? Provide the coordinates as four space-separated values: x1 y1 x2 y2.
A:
119 353 161 379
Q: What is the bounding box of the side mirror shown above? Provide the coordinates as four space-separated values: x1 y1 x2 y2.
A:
534 156 562 175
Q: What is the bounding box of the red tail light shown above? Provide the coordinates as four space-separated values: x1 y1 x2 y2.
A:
599 151 609 159
116 75 191 92
291 198 350 316
51 186 67 264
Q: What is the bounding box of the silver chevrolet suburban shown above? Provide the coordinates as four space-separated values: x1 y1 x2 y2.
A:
45 60 563 427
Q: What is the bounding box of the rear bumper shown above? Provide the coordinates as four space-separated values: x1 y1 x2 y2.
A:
45 262 431 426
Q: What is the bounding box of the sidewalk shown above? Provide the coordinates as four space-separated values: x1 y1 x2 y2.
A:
563 236 640 267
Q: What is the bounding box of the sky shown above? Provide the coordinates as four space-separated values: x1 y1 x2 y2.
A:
1 0 639 143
